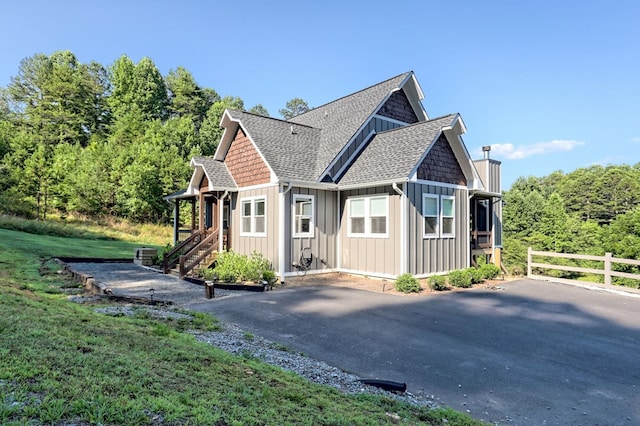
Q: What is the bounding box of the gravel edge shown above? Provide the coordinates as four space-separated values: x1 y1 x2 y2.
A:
92 304 440 410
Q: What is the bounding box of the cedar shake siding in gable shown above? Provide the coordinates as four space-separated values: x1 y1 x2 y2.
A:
377 90 419 124
225 128 271 187
417 135 467 186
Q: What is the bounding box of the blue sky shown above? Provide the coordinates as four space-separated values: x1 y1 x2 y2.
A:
2 0 639 189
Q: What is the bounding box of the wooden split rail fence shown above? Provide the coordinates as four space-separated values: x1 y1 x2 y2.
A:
527 248 640 285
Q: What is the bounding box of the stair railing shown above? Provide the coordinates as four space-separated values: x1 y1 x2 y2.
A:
163 229 205 274
179 229 220 278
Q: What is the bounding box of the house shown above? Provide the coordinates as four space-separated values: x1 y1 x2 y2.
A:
164 72 502 281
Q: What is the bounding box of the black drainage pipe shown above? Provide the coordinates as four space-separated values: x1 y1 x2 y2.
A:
358 379 406 393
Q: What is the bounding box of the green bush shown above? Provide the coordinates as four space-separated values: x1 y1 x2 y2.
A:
448 269 473 288
210 250 274 283
428 275 448 291
469 267 484 284
395 273 421 293
262 269 277 286
479 263 501 280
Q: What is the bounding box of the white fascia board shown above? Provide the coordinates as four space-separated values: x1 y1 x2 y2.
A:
279 180 338 191
213 110 236 161
337 178 408 191
400 72 428 121
214 111 278 183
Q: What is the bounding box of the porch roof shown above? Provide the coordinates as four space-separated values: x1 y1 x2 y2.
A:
191 156 237 191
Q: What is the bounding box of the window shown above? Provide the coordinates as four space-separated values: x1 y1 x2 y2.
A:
293 194 314 237
423 194 439 237
240 197 266 237
441 196 455 236
423 194 455 238
348 195 388 237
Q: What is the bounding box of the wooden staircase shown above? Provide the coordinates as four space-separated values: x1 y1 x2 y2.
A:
163 229 220 278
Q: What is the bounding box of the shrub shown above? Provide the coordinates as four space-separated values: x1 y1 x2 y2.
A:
211 250 274 283
448 269 473 288
428 275 448 291
395 273 421 293
479 263 501 280
262 269 277 286
469 267 484 284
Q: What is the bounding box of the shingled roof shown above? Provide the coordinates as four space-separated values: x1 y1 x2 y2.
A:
223 110 322 182
206 72 459 189
288 72 414 178
191 156 237 189
338 114 458 187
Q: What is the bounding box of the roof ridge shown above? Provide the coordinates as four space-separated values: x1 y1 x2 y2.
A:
228 109 319 130
290 71 413 120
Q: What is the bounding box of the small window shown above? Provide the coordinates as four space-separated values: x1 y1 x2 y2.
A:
349 198 365 235
423 195 439 237
348 195 388 238
441 196 455 237
423 194 455 238
293 194 314 237
240 197 267 237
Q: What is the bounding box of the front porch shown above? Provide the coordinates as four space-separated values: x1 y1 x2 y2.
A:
163 189 232 278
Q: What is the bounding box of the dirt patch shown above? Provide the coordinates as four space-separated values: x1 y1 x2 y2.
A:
281 272 518 296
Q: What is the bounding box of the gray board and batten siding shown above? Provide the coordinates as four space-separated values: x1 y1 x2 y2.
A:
286 187 338 274
339 186 401 278
406 182 469 276
230 185 281 272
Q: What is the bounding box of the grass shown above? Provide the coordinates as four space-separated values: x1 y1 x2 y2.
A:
0 217 485 425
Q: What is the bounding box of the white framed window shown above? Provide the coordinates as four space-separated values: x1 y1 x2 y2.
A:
240 196 266 237
423 194 455 238
423 194 439 237
293 194 314 237
441 196 455 237
348 195 388 238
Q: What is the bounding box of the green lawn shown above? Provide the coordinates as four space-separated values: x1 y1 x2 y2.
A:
0 220 484 425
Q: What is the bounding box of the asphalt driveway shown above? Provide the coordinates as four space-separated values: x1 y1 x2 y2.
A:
187 279 640 425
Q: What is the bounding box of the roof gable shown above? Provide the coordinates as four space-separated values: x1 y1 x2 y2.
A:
289 72 427 180
216 110 321 182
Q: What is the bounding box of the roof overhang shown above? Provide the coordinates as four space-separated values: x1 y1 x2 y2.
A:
396 72 428 121
337 178 409 191
186 157 236 195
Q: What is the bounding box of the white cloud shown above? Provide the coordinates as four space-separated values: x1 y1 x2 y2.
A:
489 140 585 160
631 137 640 143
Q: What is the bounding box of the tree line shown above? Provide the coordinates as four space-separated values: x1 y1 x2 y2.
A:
0 50 310 222
502 164 640 285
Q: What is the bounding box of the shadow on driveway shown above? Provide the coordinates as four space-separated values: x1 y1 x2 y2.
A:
187 279 640 425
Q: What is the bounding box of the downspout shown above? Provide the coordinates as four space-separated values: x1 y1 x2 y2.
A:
278 182 292 282
336 189 341 270
218 191 229 253
392 183 407 275
468 192 473 268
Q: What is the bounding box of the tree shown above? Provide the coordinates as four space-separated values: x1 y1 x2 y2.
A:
7 51 110 147
248 104 269 116
279 98 310 119
166 66 219 128
108 55 168 121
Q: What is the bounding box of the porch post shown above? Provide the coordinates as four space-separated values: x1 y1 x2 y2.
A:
199 192 205 231
191 198 196 230
173 200 180 244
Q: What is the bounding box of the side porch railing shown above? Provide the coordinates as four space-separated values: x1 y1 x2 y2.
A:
527 248 640 286
179 230 220 278
163 229 207 274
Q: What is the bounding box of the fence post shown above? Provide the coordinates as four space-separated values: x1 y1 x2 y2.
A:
604 252 612 285
527 247 532 278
